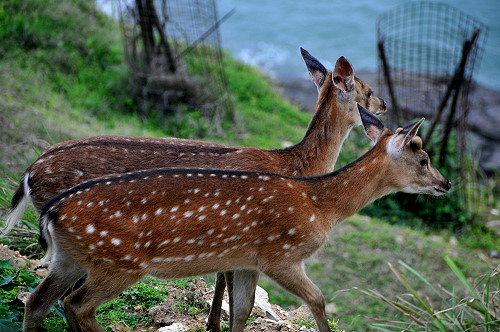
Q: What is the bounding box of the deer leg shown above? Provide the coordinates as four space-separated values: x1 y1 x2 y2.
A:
23 259 84 332
262 263 330 332
206 272 226 332
229 270 260 332
59 276 86 332
63 270 141 332
225 271 235 332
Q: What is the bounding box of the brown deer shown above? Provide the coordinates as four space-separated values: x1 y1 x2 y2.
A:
23 105 450 332
4 49 385 331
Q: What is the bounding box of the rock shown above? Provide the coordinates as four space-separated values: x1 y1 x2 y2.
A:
486 220 500 236
109 321 132 332
17 291 30 305
488 250 500 259
253 286 282 321
158 323 188 332
288 305 314 322
325 302 338 314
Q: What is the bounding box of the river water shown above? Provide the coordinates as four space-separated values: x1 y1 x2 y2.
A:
217 0 500 91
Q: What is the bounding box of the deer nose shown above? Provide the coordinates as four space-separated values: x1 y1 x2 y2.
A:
444 180 452 191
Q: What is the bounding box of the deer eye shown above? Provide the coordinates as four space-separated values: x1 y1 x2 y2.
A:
420 158 428 167
367 90 373 98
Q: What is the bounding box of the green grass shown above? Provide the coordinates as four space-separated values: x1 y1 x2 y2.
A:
258 215 499 331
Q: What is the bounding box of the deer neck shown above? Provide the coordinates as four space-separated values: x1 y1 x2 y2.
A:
310 134 395 229
286 81 356 176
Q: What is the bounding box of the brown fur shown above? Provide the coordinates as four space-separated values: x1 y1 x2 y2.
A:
15 54 386 332
23 116 450 332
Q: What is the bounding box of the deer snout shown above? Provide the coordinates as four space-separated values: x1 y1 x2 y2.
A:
434 179 451 195
376 98 387 114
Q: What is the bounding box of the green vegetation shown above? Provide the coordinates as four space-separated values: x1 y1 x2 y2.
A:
0 1 498 331
96 277 169 329
259 216 499 331
0 260 38 330
360 258 499 331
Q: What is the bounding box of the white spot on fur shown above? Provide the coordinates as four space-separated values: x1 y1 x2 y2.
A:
112 210 122 218
155 208 163 215
171 206 179 212
111 238 122 245
88 244 96 250
132 215 139 223
282 244 291 250
158 239 170 248
232 213 240 219
183 211 194 218
262 196 274 203
173 237 181 243
212 203 220 209
309 214 316 222
86 224 95 234
220 210 227 216
100 230 108 237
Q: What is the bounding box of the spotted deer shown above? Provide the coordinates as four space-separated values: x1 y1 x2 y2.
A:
4 49 385 331
23 105 450 332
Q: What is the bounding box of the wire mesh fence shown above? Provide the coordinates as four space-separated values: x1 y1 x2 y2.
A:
117 0 233 130
376 1 489 223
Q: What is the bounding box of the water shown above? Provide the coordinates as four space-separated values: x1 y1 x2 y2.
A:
217 0 500 91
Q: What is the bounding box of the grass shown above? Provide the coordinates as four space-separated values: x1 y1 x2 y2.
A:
258 215 499 331
359 258 499 331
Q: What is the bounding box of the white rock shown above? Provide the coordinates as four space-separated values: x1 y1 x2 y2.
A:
159 323 187 332
253 286 282 321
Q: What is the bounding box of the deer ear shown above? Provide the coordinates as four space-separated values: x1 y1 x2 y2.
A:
333 56 355 92
390 118 425 152
300 47 327 91
358 104 384 143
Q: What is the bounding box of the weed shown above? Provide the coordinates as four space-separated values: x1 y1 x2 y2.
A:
96 277 169 329
358 257 500 331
